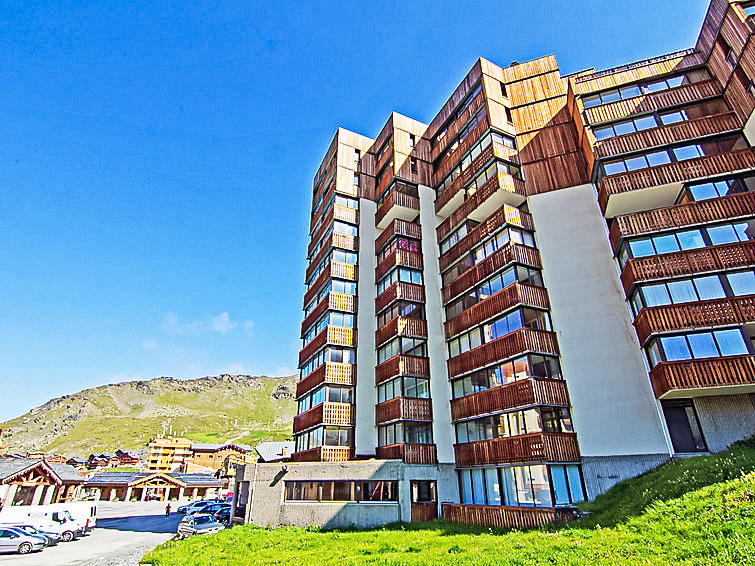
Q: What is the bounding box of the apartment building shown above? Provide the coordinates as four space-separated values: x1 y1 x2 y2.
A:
258 0 755 529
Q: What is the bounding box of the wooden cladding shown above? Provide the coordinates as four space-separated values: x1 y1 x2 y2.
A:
292 402 354 434
445 283 550 339
442 243 542 305
375 218 422 253
442 503 576 530
583 79 722 125
439 204 533 272
453 432 580 467
375 248 423 280
332 261 357 281
298 325 355 367
620 241 755 294
634 295 755 345
411 502 438 523
595 112 742 159
376 317 428 348
295 362 355 398
375 443 438 465
292 446 353 463
609 192 755 253
437 173 526 241
431 90 486 163
375 281 426 313
599 148 755 214
448 329 559 379
450 378 570 422
375 189 420 228
375 397 433 424
433 116 490 184
375 354 430 385
332 232 358 251
650 354 755 398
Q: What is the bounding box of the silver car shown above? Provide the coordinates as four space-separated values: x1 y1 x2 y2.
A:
176 513 225 538
10 525 61 546
0 527 47 555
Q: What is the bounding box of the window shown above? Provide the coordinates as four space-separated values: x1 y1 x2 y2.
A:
451 354 561 398
505 107 513 124
434 131 516 195
353 173 359 186
455 407 573 443
377 301 424 328
499 81 507 98
377 376 430 403
409 134 416 148
377 267 423 294
447 307 550 357
354 148 360 163
647 329 750 367
410 158 418 174
285 480 398 502
378 336 427 363
378 422 433 445
582 69 711 109
685 174 755 201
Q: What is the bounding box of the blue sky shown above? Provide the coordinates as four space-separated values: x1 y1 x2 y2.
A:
0 0 709 421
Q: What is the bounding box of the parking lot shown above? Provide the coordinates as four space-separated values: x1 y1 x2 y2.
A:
0 501 187 565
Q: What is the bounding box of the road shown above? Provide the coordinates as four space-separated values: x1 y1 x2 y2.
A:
0 501 187 566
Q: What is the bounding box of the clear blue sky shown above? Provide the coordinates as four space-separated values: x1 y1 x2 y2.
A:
0 0 709 421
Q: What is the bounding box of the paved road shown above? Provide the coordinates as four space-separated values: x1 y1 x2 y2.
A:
0 501 189 566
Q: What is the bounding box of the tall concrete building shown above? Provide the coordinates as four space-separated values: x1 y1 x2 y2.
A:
266 0 755 528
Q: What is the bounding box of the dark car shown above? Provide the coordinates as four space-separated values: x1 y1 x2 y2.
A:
177 500 213 515
213 508 231 525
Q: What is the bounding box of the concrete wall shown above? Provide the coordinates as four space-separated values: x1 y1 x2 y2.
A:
527 184 671 463
419 185 455 464
356 198 379 456
694 394 755 453
581 454 670 498
239 460 456 528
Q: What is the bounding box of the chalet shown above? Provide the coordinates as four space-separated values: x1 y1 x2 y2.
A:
0 459 85 505
255 441 294 463
115 449 140 466
85 471 222 502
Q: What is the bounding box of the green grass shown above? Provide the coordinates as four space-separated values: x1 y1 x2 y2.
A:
141 439 755 565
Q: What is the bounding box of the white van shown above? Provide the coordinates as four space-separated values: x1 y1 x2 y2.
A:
52 503 96 532
0 506 80 542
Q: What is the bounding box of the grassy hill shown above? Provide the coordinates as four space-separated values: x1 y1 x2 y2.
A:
0 374 296 457
143 438 755 565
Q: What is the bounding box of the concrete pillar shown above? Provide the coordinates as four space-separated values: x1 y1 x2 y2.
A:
95 488 102 501
125 487 133 502
109 488 117 501
140 487 148 501
5 484 18 505
0 484 8 502
43 486 56 505
191 488 198 500
178 487 185 500
31 485 45 506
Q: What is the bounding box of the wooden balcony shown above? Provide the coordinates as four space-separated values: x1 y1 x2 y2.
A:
375 218 422 254
599 148 755 218
300 292 355 337
333 203 358 225
439 204 534 272
442 503 576 529
620 241 755 294
450 377 569 421
375 443 438 464
431 90 486 163
292 402 354 434
292 446 354 463
596 112 742 159
296 362 355 398
375 281 425 313
331 260 357 281
448 329 559 379
375 354 430 385
433 115 490 184
304 234 358 283
634 295 755 345
376 317 427 348
445 283 550 339
442 243 542 305
298 325 356 367
453 432 580 467
650 354 755 399
583 78 722 126
375 248 423 280
609 191 755 253
303 264 332 307
437 173 526 241
375 185 420 230
375 397 433 424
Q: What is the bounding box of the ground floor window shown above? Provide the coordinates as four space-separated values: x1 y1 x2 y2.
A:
458 464 584 508
284 480 398 502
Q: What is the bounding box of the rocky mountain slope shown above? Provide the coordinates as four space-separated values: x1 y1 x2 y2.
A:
0 374 296 457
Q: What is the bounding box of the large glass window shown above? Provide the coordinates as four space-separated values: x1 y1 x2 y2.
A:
451 354 561 399
448 308 551 358
648 328 750 367
285 480 397 502
582 69 710 109
377 267 423 294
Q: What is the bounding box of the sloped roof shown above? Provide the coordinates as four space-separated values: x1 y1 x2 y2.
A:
190 443 252 452
85 471 222 488
48 463 86 483
0 459 84 484
171 473 223 487
255 441 294 462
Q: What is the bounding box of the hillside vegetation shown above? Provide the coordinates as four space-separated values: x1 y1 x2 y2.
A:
1 375 296 457
143 439 755 565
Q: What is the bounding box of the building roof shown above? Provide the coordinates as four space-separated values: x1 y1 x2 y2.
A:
0 459 84 485
85 471 222 488
190 443 252 453
67 458 86 464
48 463 87 483
255 441 294 462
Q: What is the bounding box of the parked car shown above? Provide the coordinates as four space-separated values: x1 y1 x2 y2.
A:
0 505 80 542
177 500 213 515
213 508 231 525
180 503 229 521
0 527 47 554
176 514 225 538
8 525 60 546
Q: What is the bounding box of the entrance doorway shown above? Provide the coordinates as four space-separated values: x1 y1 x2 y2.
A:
410 480 437 522
662 400 707 453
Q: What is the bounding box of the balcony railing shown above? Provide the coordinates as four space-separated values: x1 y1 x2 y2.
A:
292 446 353 462
650 354 755 398
448 329 559 379
450 377 569 421
442 243 542 305
296 362 355 398
375 248 424 280
375 281 425 313
609 192 755 253
445 283 550 339
298 325 356 367
598 148 755 216
453 432 580 467
620 241 755 294
583 79 721 126
595 112 742 159
375 397 433 424
376 354 430 384
433 116 491 184
292 402 354 434
375 218 422 254
331 260 357 281
300 292 355 338
333 203 358 225
376 317 428 348
442 503 576 529
375 186 420 229
439 204 534 272
634 295 755 345
376 443 438 464
431 90 486 163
